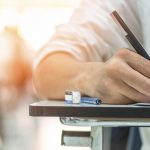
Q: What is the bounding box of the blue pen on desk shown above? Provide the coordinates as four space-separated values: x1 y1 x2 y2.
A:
81 97 101 105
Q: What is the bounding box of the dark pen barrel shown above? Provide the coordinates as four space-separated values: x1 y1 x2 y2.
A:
111 10 150 61
126 34 150 60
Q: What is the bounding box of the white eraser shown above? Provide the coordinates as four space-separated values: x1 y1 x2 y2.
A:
72 91 81 104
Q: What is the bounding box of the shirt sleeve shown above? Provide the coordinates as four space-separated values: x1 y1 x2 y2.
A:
33 0 142 69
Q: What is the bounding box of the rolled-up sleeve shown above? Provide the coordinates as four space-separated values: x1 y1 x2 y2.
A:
34 0 142 69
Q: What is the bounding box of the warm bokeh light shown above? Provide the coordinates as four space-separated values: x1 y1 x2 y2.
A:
0 0 90 150
0 8 19 31
19 8 74 50
0 0 81 51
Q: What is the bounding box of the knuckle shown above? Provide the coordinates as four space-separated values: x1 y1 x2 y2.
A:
104 79 115 89
115 49 132 59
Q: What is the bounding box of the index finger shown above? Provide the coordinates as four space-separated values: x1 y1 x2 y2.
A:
118 49 150 78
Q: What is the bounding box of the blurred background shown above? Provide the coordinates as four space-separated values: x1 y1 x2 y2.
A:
0 0 92 150
0 0 81 50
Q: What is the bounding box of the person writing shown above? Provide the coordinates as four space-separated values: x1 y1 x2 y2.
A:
33 0 150 149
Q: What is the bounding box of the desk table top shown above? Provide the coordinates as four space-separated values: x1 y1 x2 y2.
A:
29 100 150 119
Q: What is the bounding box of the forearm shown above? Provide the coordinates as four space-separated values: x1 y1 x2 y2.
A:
33 52 90 99
34 49 150 104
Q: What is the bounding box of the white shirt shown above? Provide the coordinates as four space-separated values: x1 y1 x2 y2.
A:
34 0 150 149
34 0 144 68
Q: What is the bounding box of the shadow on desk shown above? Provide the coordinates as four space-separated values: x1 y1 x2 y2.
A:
111 127 142 150
111 127 129 150
126 127 141 150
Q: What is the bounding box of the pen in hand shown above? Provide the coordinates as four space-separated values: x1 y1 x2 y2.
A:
111 10 150 61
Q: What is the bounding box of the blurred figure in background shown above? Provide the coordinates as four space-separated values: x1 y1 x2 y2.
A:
0 27 37 150
0 27 33 105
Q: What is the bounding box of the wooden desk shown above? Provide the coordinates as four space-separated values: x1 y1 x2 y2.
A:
29 100 150 150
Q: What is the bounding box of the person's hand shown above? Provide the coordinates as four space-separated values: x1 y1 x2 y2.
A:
79 49 150 104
